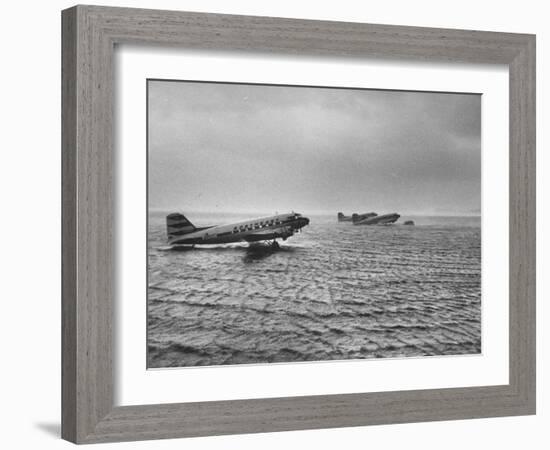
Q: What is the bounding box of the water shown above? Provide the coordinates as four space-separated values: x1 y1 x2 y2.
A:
147 212 481 368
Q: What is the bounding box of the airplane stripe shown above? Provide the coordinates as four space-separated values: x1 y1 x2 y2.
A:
167 222 191 229
168 228 195 236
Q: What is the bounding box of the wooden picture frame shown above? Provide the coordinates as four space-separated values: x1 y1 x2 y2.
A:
61 5 536 444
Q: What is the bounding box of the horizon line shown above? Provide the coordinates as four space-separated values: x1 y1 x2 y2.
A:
148 207 481 218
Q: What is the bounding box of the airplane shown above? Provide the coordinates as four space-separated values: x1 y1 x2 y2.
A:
337 212 378 222
166 212 310 248
337 212 353 222
351 212 378 223
353 212 400 225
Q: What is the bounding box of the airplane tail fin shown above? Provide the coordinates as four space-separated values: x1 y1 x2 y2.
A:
166 213 196 239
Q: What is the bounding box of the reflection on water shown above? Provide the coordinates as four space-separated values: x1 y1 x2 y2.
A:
147 212 481 368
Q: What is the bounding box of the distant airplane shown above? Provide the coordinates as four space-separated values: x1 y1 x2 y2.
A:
337 212 353 222
337 212 378 222
353 213 400 225
166 212 310 248
351 212 378 223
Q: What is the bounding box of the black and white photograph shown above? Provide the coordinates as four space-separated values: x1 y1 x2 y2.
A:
147 79 482 369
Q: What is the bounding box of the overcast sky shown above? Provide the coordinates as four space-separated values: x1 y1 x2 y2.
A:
148 80 480 216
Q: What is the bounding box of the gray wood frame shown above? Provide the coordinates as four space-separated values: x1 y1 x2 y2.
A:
62 5 536 444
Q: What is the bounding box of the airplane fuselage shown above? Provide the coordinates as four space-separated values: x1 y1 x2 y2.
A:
354 213 400 225
352 212 378 223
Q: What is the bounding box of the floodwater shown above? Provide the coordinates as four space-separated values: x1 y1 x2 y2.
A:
147 212 481 368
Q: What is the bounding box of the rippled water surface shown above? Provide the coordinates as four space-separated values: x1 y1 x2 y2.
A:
147 212 481 368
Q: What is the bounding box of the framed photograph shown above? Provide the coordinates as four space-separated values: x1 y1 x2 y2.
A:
62 5 536 444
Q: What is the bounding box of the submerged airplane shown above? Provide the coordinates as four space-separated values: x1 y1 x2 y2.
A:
166 212 310 248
